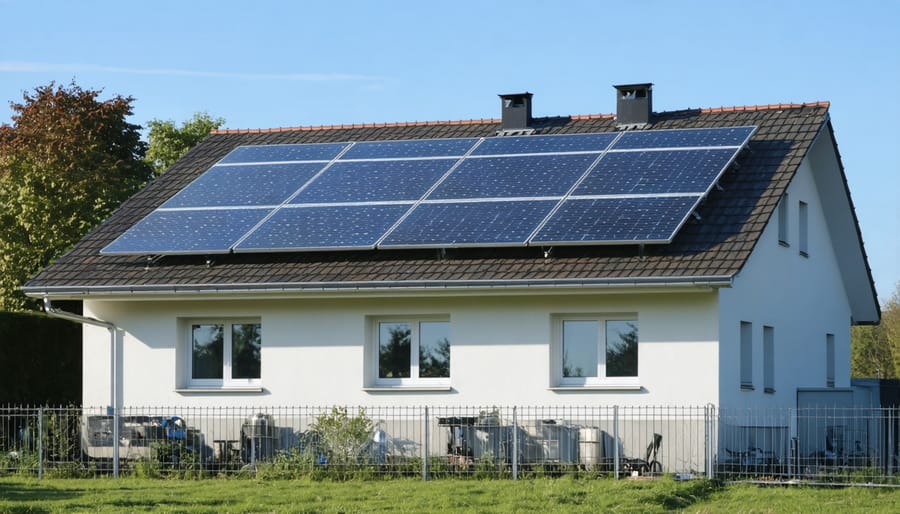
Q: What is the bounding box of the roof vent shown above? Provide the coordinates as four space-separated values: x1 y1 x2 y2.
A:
614 83 653 128
498 92 534 135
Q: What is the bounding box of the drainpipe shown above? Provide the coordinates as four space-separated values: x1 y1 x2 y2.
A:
43 296 120 478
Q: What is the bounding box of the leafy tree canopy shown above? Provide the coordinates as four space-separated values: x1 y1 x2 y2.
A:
851 282 899 378
145 112 224 175
0 81 152 310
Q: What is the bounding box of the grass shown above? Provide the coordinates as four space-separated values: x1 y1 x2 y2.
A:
0 476 896 513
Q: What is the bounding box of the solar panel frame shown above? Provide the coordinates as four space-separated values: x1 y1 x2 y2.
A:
529 195 702 246
233 203 413 253
100 207 273 255
101 125 757 255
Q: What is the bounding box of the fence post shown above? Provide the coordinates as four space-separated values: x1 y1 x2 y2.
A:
37 407 43 480
423 406 430 481
613 405 619 479
705 404 715 480
512 406 518 480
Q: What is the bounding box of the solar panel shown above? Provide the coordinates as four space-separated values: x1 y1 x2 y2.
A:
380 200 558 248
341 138 479 159
530 196 700 245
234 204 411 252
162 163 327 208
292 159 457 204
429 154 597 200
102 125 756 255
471 133 616 155
573 149 738 196
218 143 349 163
101 208 271 255
612 126 755 150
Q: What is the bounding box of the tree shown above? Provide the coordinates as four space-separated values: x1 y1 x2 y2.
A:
851 282 900 378
0 81 152 310
145 112 224 175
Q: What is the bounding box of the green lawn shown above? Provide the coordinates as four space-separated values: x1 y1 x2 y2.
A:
0 477 896 513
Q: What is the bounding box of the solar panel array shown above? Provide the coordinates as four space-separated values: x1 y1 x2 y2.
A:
101 126 756 255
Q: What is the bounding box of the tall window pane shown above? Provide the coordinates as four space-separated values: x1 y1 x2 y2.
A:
192 324 223 379
826 333 835 387
563 320 598 378
379 322 411 378
606 320 638 377
232 323 261 379
419 321 450 378
740 321 753 388
763 325 775 393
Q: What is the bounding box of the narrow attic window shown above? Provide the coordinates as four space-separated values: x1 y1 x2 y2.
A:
763 325 775 394
778 194 789 246
826 333 835 388
799 201 809 257
740 321 753 390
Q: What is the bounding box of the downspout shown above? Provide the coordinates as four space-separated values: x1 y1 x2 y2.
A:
43 296 120 478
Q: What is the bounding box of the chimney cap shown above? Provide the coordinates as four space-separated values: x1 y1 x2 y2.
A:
613 83 654 92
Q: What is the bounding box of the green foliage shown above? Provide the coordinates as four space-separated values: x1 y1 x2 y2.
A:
0 81 152 310
309 407 374 478
852 282 900 378
144 112 224 175
0 310 80 404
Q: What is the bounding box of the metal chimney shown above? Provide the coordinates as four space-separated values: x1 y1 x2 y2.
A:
614 83 653 128
498 92 534 134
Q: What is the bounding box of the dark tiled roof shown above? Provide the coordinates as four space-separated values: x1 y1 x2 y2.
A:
23 103 833 294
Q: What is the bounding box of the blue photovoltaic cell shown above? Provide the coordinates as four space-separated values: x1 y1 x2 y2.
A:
531 196 700 244
472 133 616 155
573 148 737 196
292 159 457 204
218 143 349 164
612 126 755 150
429 154 597 200
234 204 410 251
341 138 479 160
380 200 557 247
161 163 327 208
100 208 271 255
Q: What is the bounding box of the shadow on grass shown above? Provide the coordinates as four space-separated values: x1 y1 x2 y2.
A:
647 479 724 510
0 481 78 513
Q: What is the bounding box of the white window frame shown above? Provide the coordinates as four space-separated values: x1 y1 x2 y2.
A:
370 316 450 388
185 318 262 389
554 315 639 388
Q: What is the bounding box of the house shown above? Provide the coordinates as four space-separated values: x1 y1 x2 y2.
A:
23 84 879 418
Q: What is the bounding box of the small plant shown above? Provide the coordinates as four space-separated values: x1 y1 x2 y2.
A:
306 407 375 480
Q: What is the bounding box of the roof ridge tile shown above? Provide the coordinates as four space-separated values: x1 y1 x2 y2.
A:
210 102 829 135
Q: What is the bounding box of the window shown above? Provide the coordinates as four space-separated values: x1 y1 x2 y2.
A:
188 320 261 388
799 201 809 257
374 318 450 387
557 316 638 387
778 193 789 246
763 325 774 394
826 333 835 388
740 321 753 390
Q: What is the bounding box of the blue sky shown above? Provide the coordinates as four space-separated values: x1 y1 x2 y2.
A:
1 0 898 303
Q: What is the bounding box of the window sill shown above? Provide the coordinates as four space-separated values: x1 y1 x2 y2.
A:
799 251 809 258
764 387 775 394
740 385 755 391
175 387 264 394
363 385 452 392
778 240 790 248
550 385 642 392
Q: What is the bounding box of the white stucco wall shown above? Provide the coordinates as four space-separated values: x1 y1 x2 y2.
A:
718 142 853 410
81 288 720 408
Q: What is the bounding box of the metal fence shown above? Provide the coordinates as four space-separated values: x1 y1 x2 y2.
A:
1 405 897 485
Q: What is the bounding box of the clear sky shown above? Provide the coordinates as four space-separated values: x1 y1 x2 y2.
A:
1 0 898 303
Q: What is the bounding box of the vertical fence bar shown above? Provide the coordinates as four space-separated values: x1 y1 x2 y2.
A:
37 407 43 479
423 406 429 481
613 405 619 479
512 406 518 480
